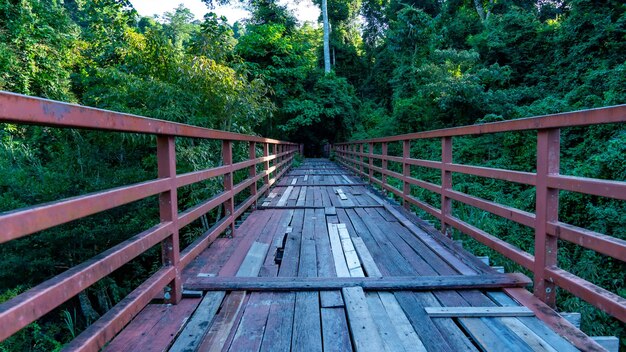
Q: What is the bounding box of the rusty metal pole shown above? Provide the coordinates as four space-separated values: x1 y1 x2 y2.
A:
249 142 257 206
222 140 235 237
359 144 364 176
263 143 270 194
382 142 388 187
403 140 411 210
157 135 182 304
347 145 351 168
272 144 280 176
534 128 560 307
368 142 374 184
441 137 453 237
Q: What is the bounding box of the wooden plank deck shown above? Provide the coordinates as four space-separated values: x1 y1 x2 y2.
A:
107 159 583 352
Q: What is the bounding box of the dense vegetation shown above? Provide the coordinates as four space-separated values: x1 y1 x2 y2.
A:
0 0 624 349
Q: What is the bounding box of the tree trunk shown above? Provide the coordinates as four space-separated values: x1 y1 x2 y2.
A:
322 0 331 73
474 0 486 22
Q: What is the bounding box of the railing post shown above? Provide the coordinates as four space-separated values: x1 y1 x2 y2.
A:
368 142 374 183
157 135 181 304
273 144 278 171
350 144 354 169
534 128 560 307
359 144 364 176
249 141 257 206
382 142 388 187
263 143 270 192
222 140 235 236
403 140 411 210
441 136 452 237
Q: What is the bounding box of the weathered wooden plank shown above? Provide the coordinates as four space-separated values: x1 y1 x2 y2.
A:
104 305 168 352
393 292 455 352
499 317 559 352
321 308 353 352
169 292 226 352
276 186 294 206
342 287 386 352
336 188 348 200
296 186 307 206
259 209 302 352
228 293 273 352
371 196 479 275
291 178 297 185
377 292 426 352
591 337 619 352
486 291 578 352
278 210 303 277
258 205 385 210
237 242 270 277
259 293 294 352
218 211 274 277
311 208 343 308
366 292 407 352
342 175 353 184
328 223 351 278
350 208 414 276
351 237 382 278
291 238 322 352
325 206 337 215
425 306 534 317
337 223 366 277
197 291 249 352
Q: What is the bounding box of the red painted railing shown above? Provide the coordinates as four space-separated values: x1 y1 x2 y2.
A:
0 92 298 350
333 105 626 323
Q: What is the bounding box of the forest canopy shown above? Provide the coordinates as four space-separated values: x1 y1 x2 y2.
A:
0 0 624 350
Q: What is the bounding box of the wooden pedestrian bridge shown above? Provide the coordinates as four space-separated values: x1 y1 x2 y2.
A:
0 92 624 351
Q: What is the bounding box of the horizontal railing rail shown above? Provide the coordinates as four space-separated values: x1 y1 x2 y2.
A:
0 91 299 350
333 105 626 323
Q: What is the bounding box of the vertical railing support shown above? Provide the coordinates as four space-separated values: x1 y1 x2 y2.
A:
441 137 453 237
273 144 278 172
368 142 374 183
534 128 560 307
350 144 355 170
222 140 234 236
359 144 364 176
263 143 270 192
381 142 388 187
249 141 257 207
403 140 411 210
157 135 181 304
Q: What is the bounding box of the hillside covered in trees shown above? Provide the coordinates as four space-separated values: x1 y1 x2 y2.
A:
0 0 624 350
